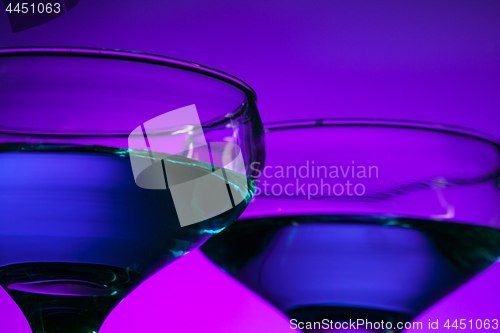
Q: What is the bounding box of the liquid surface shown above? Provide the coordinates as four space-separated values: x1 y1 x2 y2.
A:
201 216 500 332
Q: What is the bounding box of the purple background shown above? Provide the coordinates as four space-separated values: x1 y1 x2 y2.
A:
1 1 500 331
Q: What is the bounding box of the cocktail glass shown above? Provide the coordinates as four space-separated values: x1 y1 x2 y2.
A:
201 119 500 333
0 47 265 333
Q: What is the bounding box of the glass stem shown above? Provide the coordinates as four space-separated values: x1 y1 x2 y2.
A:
0 262 143 333
7 290 117 333
288 306 411 333
305 328 403 333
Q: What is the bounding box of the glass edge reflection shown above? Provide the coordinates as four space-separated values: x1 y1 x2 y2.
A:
264 119 500 146
0 46 257 101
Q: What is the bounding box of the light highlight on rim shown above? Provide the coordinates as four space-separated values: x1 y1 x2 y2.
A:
264 119 500 146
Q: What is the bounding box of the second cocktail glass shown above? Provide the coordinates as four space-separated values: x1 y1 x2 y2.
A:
202 119 500 333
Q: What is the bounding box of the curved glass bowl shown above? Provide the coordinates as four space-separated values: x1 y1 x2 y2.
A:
0 47 265 333
202 119 500 333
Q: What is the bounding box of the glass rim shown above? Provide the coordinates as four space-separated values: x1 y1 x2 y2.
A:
0 46 257 100
0 46 257 137
264 119 500 146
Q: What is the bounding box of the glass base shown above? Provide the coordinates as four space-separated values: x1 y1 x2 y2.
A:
287 305 412 333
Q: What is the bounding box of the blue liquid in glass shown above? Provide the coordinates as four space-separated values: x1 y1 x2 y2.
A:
0 143 249 333
202 216 500 332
